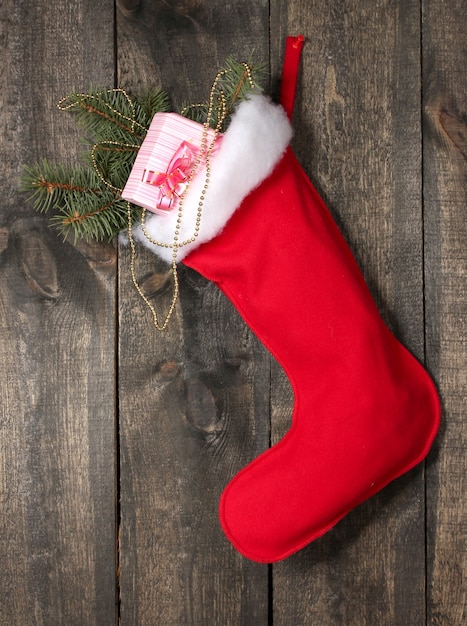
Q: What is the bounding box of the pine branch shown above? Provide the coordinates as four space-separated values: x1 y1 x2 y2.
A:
50 193 138 243
181 55 267 131
20 160 141 242
87 142 139 192
221 55 267 109
20 162 104 213
135 89 172 127
57 88 170 144
22 59 265 243
20 88 165 241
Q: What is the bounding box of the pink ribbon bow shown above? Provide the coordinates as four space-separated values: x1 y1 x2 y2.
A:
142 141 198 212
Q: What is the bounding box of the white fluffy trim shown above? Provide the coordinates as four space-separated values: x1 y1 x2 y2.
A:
131 94 292 263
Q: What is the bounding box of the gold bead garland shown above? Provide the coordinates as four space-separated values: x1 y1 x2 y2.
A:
128 62 254 332
57 88 147 137
57 67 255 332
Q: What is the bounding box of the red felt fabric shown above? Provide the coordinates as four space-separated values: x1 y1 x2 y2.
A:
181 36 440 562
183 149 440 562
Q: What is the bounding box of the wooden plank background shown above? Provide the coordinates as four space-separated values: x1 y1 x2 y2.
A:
1 0 465 624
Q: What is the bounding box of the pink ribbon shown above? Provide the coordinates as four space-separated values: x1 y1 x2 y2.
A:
142 141 199 212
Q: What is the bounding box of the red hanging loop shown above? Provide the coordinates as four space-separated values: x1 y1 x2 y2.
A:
279 34 305 121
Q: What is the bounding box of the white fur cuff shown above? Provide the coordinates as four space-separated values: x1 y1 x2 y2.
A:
131 94 292 263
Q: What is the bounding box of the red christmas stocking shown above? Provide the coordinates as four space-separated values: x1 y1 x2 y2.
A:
135 36 440 562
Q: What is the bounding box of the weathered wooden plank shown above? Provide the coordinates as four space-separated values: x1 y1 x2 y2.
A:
116 2 271 623
423 0 467 622
0 1 116 624
270 1 428 624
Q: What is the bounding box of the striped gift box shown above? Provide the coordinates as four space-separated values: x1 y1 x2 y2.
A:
122 112 220 215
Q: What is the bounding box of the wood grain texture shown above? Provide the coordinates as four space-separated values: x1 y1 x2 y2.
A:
116 2 270 623
423 0 467 623
1 0 465 624
0 1 116 624
270 1 428 624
